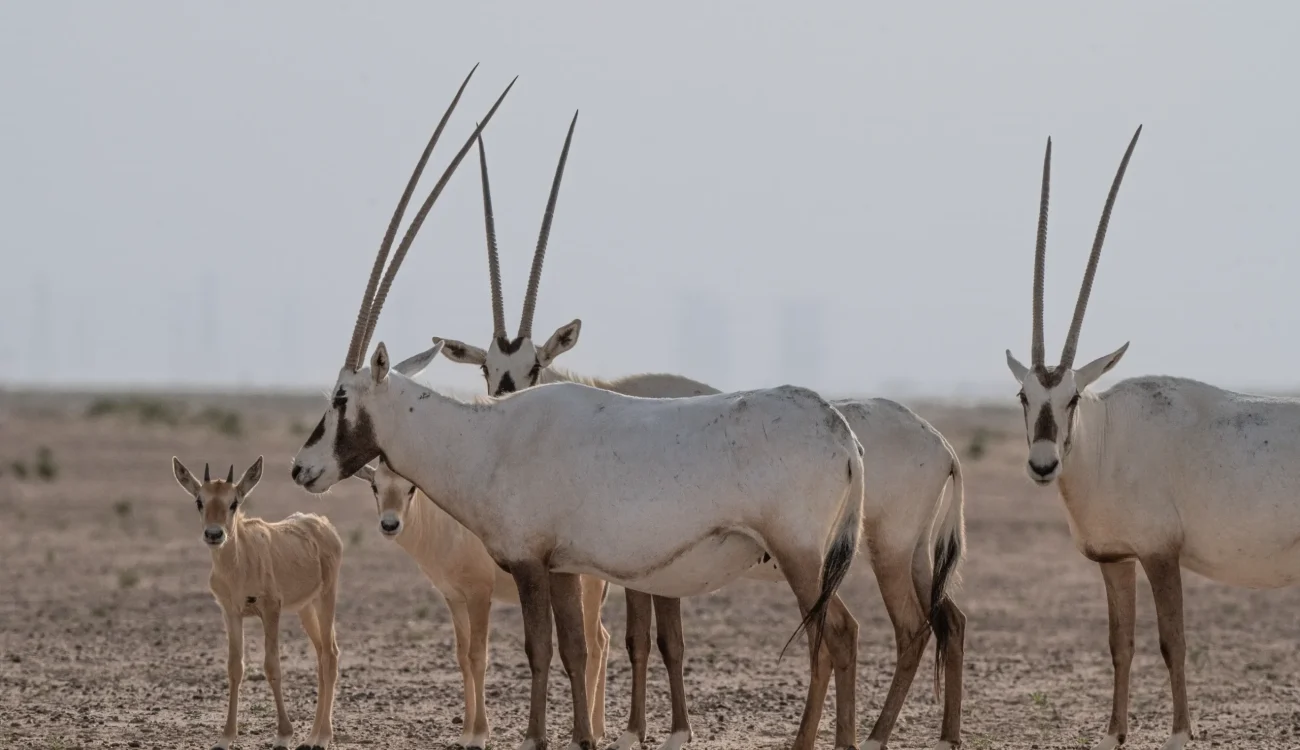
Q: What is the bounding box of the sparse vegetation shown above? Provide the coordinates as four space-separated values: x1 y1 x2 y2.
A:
1029 690 1048 707
348 527 365 548
117 568 140 589
86 396 183 426
965 427 992 461
35 446 58 481
289 419 310 437
8 460 28 480
113 498 133 521
414 604 430 620
194 406 244 438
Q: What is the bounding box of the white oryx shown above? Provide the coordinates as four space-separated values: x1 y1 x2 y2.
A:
1006 126 1300 750
289 70 866 750
420 105 967 750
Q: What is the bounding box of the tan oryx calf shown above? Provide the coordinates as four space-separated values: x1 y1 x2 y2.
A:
349 456 611 750
172 456 343 750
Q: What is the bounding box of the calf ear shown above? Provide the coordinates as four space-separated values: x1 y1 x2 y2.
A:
236 456 264 497
172 457 201 496
352 464 377 484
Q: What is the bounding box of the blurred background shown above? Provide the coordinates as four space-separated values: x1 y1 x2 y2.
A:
2 1 1298 399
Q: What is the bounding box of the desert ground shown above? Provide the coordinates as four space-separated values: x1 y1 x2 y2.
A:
1 388 1298 750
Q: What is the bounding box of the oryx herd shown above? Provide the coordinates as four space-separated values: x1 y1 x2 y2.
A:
166 66 1300 750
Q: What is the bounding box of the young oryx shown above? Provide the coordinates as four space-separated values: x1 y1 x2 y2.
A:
172 457 343 750
429 123 967 750
288 70 866 750
348 451 612 750
1006 126 1300 750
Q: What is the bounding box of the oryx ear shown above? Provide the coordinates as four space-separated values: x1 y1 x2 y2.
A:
394 343 442 379
372 342 391 383
1075 342 1129 390
1006 350 1030 384
434 337 487 366
537 319 581 367
351 464 377 484
235 456 264 497
172 457 201 496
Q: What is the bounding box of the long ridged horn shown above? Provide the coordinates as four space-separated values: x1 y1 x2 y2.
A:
203 463 210 482
476 129 506 339
357 77 519 360
1032 138 1051 368
1060 125 1142 369
227 465 234 483
518 110 578 339
345 64 479 371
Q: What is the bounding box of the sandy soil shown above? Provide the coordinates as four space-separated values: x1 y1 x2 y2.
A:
1 389 1298 750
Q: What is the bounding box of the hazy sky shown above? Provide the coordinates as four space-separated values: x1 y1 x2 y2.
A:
2 2 1298 398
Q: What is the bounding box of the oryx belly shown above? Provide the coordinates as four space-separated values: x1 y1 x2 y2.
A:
551 530 772 598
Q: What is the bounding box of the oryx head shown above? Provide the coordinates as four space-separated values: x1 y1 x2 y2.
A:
1006 127 1142 485
291 66 514 493
172 456 263 548
433 113 582 396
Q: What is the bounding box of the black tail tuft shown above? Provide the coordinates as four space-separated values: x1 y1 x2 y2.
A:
929 531 962 697
780 529 855 661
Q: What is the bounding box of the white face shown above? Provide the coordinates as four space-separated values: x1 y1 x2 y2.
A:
352 462 417 538
291 344 440 493
1006 343 1129 485
437 319 581 396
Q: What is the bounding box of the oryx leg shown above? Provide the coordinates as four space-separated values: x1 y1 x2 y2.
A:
581 578 611 742
773 548 858 750
1141 553 1192 750
216 609 243 750
551 572 596 750
609 590 653 750
653 595 693 750
864 549 929 750
512 561 555 750
261 603 295 749
1092 560 1136 750
912 538 966 750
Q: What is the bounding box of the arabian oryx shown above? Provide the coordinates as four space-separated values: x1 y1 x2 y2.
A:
288 69 866 750
1006 126 1300 750
172 457 344 750
412 100 967 750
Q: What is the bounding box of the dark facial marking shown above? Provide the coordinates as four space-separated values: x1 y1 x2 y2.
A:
1032 403 1058 443
528 362 541 384
333 406 381 479
303 415 327 448
246 596 256 605
494 371 517 396
495 335 527 354
760 552 772 564
1031 364 1068 388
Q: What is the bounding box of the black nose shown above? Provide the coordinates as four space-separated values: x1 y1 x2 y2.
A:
1030 459 1060 477
291 464 303 481
204 529 225 544
380 518 400 533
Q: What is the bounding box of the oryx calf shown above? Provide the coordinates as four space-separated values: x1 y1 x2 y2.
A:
352 457 612 749
172 457 343 750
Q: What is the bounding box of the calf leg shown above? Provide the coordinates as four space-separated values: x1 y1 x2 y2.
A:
261 604 295 749
653 596 693 750
448 598 479 749
297 606 328 749
466 591 494 750
609 589 653 750
1141 553 1192 750
216 610 244 750
581 578 610 742
301 581 340 750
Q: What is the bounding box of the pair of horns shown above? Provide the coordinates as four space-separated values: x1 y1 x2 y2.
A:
343 64 518 371
1031 126 1142 370
478 111 579 340
203 463 234 483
